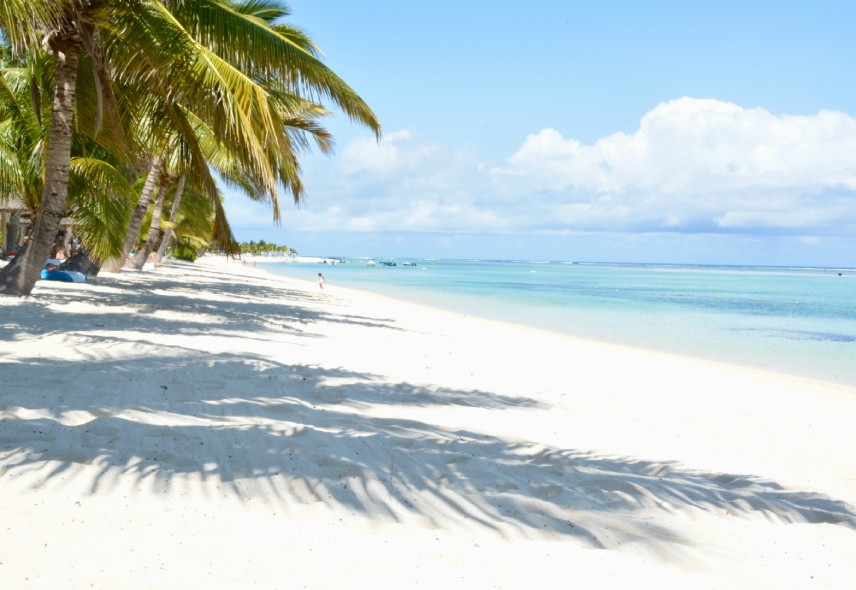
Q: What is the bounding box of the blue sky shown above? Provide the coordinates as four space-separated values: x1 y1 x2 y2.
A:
223 0 856 266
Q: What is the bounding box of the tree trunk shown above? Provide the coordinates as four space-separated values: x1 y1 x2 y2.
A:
102 154 164 273
0 40 80 296
132 180 168 269
4 211 21 258
155 174 186 264
58 248 101 275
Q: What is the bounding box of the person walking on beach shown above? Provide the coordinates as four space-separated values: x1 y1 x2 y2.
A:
317 273 325 290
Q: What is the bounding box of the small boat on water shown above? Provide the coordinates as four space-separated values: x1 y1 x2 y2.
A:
365 259 376 266
401 262 417 267
379 261 396 267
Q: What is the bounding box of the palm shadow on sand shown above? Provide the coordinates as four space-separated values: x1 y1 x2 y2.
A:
2 262 855 559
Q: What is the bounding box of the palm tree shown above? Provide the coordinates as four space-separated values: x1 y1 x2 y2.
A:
0 46 48 232
0 0 380 296
132 174 170 269
169 177 222 260
154 173 186 263
51 144 144 275
0 45 135 269
104 0 375 266
118 68 336 271
101 154 165 272
0 0 85 295
65 141 137 269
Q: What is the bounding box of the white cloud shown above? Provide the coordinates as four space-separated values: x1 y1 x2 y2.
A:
232 98 856 243
341 130 439 175
496 98 856 233
285 130 498 234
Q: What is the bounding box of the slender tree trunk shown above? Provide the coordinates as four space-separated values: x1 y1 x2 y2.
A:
102 154 164 273
155 174 186 264
4 211 20 257
0 40 80 296
132 181 168 269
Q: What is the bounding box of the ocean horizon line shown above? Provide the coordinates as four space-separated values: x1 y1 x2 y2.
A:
247 254 855 273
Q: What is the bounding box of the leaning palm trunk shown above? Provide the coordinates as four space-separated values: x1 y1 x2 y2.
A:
155 174 185 264
0 39 80 296
132 181 168 269
102 155 163 273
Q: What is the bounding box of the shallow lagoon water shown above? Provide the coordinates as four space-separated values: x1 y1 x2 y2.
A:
259 259 856 386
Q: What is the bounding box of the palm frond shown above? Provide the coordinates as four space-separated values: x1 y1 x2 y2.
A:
229 0 292 25
67 156 136 261
165 0 381 137
0 0 65 55
74 52 133 161
0 119 24 197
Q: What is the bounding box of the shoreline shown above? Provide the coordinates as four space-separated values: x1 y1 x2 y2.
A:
245 254 856 388
1 256 855 588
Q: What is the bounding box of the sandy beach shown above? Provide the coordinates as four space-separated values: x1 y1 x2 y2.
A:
1 256 855 589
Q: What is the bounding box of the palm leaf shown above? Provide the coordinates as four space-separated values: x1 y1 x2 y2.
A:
67 156 136 261
164 0 380 137
0 0 65 55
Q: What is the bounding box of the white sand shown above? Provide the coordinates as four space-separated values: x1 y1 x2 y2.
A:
1 256 854 589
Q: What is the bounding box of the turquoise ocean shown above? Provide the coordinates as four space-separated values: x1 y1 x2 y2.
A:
258 259 856 387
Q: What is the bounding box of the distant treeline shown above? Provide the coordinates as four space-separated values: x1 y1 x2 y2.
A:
239 241 296 256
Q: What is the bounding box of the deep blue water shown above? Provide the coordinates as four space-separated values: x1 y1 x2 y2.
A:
259 259 856 386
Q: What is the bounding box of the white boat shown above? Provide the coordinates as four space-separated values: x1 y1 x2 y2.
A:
365 259 376 266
